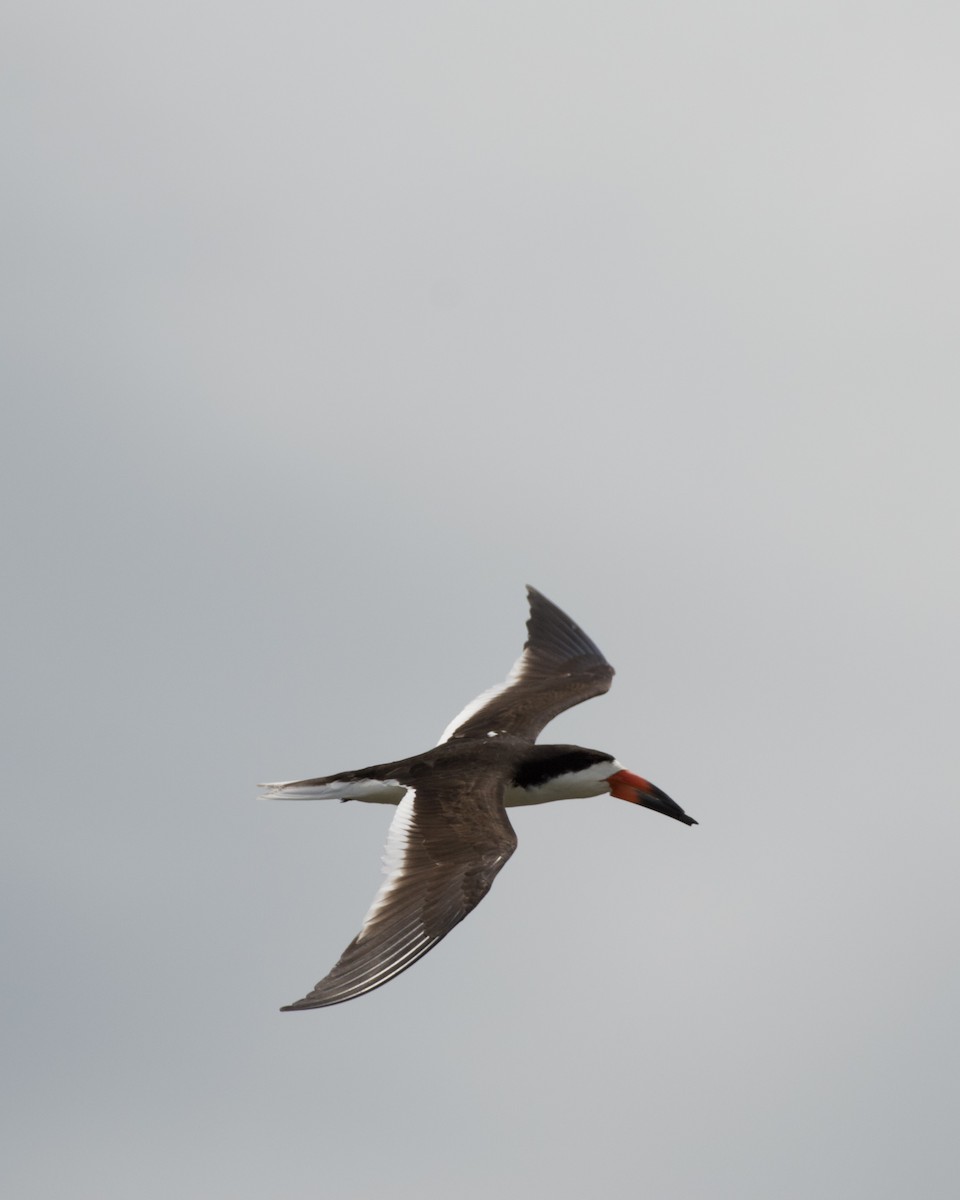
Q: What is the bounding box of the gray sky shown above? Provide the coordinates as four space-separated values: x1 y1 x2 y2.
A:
4 3 959 1197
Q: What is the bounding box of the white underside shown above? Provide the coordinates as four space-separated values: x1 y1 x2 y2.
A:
261 759 621 808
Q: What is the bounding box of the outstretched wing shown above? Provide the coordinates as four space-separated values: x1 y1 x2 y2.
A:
439 586 615 744
281 774 517 1010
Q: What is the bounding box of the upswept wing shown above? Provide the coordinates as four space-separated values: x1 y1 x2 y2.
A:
439 586 615 744
281 775 517 1010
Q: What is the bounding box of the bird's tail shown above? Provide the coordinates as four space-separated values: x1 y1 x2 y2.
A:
259 775 405 804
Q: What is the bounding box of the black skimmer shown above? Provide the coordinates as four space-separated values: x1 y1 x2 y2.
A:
264 587 695 1010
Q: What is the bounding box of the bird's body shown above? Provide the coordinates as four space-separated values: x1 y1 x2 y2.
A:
266 739 622 807
264 587 696 1010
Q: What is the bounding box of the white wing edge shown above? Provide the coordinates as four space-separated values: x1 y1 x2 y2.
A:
356 787 419 936
437 649 530 744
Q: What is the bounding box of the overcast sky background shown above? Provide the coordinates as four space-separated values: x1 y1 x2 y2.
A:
4 3 959 1198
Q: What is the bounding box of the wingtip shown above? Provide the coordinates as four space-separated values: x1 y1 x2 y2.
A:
280 996 313 1011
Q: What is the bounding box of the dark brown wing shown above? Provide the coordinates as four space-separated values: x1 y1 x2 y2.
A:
439 586 615 744
281 772 517 1010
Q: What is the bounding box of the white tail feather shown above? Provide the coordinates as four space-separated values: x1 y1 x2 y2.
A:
260 777 406 804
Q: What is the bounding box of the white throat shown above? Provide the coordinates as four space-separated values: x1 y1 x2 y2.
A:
504 758 623 808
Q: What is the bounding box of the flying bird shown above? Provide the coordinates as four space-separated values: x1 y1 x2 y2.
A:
264 586 696 1010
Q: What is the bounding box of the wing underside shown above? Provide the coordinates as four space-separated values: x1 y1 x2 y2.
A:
282 775 517 1010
